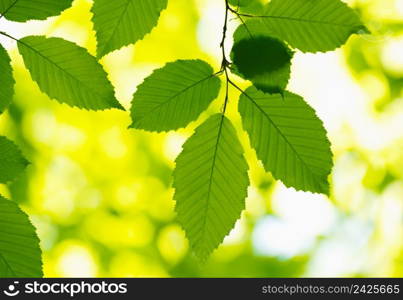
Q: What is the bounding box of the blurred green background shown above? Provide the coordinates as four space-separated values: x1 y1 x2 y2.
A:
0 0 402 277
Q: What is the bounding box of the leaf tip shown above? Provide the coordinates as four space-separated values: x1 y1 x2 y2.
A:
113 102 126 111
95 48 108 60
354 25 371 35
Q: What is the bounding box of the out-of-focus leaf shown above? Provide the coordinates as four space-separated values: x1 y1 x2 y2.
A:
130 59 221 132
0 136 28 184
0 43 14 114
174 114 249 260
0 0 73 22
0 195 42 277
91 0 168 58
18 36 123 110
239 87 333 194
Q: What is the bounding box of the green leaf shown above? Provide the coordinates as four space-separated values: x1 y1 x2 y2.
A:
228 0 251 7
239 87 333 194
0 195 42 277
232 21 293 93
255 0 367 52
91 0 168 58
228 0 264 14
0 44 14 114
18 36 123 110
174 114 249 260
0 136 29 184
0 0 73 22
130 59 221 132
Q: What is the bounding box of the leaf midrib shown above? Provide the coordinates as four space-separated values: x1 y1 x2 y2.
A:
134 73 216 125
199 114 225 251
97 0 132 56
0 0 20 18
18 38 115 106
242 91 322 179
258 14 359 28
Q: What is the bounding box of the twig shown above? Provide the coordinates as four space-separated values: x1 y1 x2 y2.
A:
218 0 263 114
219 0 231 114
0 30 19 42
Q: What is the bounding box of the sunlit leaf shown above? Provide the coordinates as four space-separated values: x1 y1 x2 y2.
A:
0 0 73 22
0 44 14 114
174 114 249 260
0 136 28 184
255 0 367 52
18 36 123 110
91 0 168 58
130 59 221 132
228 0 251 7
232 21 293 93
239 87 333 194
0 195 42 277
228 0 263 14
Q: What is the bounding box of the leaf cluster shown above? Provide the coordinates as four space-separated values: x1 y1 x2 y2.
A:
0 0 367 264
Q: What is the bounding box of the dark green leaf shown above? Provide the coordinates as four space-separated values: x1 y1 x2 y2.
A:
239 87 333 194
232 37 291 76
91 0 168 58
0 195 42 277
255 0 367 52
0 44 14 114
174 114 249 260
0 136 28 184
232 21 293 93
18 36 123 110
130 59 221 132
0 0 73 22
